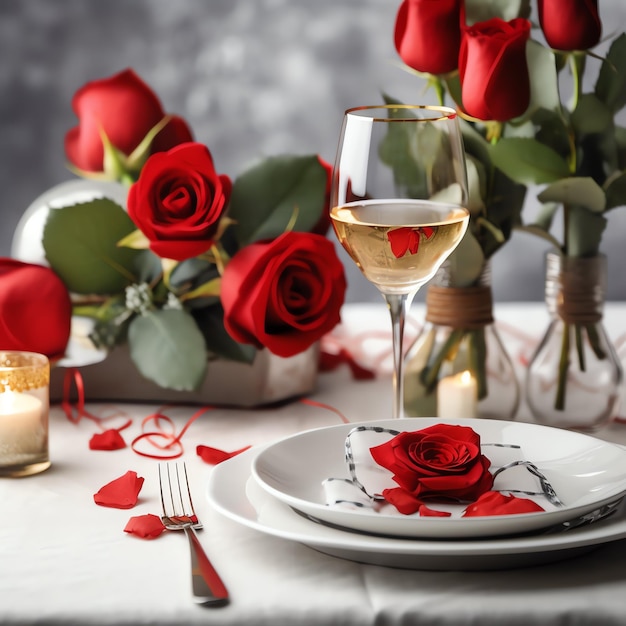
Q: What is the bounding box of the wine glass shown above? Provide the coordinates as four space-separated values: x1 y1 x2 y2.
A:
329 104 469 418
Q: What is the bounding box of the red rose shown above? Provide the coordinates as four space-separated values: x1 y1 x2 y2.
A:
221 231 347 357
65 68 193 174
0 259 72 360
127 142 232 261
394 0 462 75
459 17 531 121
538 0 601 51
370 424 493 515
462 491 545 517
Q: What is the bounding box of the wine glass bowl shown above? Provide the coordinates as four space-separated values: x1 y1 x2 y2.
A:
330 104 469 418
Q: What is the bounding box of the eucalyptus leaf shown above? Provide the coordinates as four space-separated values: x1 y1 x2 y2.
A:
566 206 607 257
538 177 606 213
128 309 208 390
464 0 528 23
571 94 613 136
595 33 626 114
229 155 327 247
515 224 562 250
605 172 626 210
192 305 257 363
489 137 570 185
466 156 486 215
445 231 485 286
460 119 491 167
133 249 163 284
43 198 140 294
525 40 561 115
533 202 560 231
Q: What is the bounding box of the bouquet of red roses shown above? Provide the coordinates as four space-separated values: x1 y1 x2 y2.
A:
393 0 626 413
26 69 346 392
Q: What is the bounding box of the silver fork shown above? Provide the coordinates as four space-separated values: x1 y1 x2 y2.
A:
158 463 229 606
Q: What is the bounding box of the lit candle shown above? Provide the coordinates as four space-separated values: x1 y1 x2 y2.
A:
0 391 46 458
437 370 478 419
0 350 50 476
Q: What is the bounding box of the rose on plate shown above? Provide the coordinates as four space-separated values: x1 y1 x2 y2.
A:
369 423 545 516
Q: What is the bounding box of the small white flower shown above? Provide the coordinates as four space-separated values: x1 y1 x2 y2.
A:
164 292 183 310
125 282 153 315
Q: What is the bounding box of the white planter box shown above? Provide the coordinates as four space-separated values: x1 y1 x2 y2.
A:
50 342 319 407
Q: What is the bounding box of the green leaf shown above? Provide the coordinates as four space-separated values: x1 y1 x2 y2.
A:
489 137 570 185
464 0 529 23
605 172 626 210
538 177 606 213
43 198 140 294
515 224 562 250
466 156 486 215
566 206 607 257
192 305 257 363
533 202 560 231
128 309 208 390
595 33 626 114
445 232 485 286
570 94 613 136
229 155 327 247
525 40 561 115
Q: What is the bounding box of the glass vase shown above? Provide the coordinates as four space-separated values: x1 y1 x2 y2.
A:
525 252 622 431
404 262 520 420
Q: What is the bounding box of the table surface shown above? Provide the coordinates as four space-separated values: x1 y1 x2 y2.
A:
3 302 626 626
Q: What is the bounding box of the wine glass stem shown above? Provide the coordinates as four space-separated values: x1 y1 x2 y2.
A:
385 292 412 419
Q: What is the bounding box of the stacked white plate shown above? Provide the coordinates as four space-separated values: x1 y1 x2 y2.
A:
206 418 626 570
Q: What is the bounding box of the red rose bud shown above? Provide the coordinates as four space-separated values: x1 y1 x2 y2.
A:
221 231 347 358
537 0 601 51
394 0 462 75
0 259 72 360
127 142 232 261
370 424 494 514
459 17 531 121
462 491 545 517
64 68 193 176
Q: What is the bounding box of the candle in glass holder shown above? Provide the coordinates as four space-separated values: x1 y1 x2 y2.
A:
437 370 478 419
0 351 50 477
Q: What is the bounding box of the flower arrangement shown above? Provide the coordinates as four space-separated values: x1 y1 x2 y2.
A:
36 69 347 392
392 0 626 411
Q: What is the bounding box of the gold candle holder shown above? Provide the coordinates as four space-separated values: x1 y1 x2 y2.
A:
0 351 50 477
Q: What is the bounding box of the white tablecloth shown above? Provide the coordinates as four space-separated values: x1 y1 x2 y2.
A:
2 302 626 626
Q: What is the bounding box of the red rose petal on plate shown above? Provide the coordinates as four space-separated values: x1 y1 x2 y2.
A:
462 491 545 517
93 470 145 509
89 429 126 451
124 514 166 539
381 487 423 515
418 504 452 517
196 444 251 465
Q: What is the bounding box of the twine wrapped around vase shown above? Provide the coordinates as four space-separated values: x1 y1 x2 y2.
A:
526 252 622 431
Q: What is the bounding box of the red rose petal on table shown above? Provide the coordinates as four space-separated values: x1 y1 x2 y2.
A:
462 491 545 517
93 471 145 509
196 444 251 465
418 504 452 517
89 429 127 451
124 514 166 539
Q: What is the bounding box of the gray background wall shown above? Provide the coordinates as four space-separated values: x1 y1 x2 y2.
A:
1 0 625 304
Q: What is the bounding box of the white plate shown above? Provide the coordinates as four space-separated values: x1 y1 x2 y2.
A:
251 418 626 539
207 445 626 570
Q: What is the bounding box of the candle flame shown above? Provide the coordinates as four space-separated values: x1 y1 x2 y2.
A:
460 370 473 386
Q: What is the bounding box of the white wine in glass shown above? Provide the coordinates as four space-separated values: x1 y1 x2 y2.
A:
330 105 470 418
